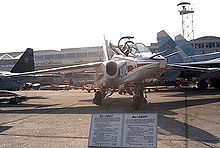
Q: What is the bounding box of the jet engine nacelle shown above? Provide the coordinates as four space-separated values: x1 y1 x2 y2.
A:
102 61 119 87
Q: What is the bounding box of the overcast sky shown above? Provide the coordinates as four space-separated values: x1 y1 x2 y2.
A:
0 0 219 53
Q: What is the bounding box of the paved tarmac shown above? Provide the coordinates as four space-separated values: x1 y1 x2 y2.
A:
0 88 219 148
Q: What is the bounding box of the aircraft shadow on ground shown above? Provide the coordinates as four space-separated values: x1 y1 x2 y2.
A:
0 96 50 107
0 126 13 133
0 96 219 143
159 89 220 97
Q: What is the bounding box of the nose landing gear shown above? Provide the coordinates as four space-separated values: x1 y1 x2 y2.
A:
132 84 148 110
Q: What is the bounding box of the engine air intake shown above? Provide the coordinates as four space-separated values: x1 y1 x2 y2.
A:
106 61 117 76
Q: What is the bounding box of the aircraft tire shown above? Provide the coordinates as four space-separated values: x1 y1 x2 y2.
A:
9 97 21 104
197 80 208 90
93 91 103 105
211 79 220 89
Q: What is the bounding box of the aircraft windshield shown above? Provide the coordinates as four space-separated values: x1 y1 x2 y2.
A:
131 43 152 54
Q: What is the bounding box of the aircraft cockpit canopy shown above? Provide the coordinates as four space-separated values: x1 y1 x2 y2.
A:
131 43 152 55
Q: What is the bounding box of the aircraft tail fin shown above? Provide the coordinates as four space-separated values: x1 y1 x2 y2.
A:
157 30 184 64
10 48 35 73
103 36 110 61
157 30 176 54
175 34 197 56
157 30 190 81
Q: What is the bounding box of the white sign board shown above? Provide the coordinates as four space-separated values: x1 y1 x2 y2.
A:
88 114 123 147
88 113 157 148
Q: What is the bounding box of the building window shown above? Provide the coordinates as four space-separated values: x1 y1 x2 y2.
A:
195 44 198 48
55 54 65 59
206 43 209 48
201 43 204 48
88 52 99 57
212 42 216 48
44 54 54 60
216 42 220 47
66 53 76 58
35 55 44 60
77 52 87 58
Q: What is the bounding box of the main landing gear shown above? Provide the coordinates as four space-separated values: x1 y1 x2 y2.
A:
197 80 208 90
92 85 147 110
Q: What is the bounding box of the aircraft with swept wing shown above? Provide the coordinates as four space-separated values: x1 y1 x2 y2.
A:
175 34 220 62
8 36 167 109
157 30 220 89
0 48 35 90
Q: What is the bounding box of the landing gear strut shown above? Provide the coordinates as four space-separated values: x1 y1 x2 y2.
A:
92 87 116 105
93 91 104 105
132 84 148 110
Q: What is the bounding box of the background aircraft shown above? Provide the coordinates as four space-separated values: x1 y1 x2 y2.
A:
0 48 35 90
0 90 28 104
157 30 220 89
9 37 167 109
175 34 220 62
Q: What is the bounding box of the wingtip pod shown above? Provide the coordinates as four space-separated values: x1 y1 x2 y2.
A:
10 48 35 73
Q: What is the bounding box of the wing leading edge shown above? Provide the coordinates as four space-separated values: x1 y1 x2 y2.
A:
9 62 103 77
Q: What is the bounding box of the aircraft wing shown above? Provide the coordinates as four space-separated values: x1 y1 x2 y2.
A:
167 64 219 73
167 63 220 79
200 69 220 79
9 62 103 77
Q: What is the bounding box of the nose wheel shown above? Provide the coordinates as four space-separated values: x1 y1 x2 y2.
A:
132 84 148 110
132 95 141 110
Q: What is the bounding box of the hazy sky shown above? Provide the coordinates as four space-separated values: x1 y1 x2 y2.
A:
0 0 219 53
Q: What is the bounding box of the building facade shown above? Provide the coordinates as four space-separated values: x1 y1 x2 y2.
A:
189 36 220 54
148 36 220 54
0 46 103 71
34 46 103 70
1 35 220 71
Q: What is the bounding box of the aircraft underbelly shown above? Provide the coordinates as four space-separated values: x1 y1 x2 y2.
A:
122 64 164 83
136 67 163 82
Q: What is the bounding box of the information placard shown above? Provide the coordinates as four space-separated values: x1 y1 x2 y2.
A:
88 113 157 148
88 114 123 147
123 114 157 148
